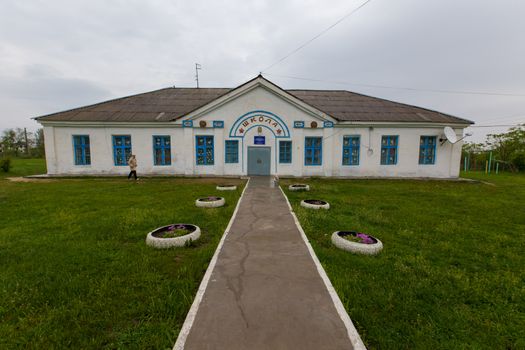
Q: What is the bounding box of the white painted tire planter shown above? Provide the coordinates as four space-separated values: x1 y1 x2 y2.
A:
289 184 310 191
300 199 330 210
146 224 201 249
331 231 383 255
195 196 225 208
216 185 237 191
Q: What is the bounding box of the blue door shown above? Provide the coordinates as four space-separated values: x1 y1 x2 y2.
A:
248 147 271 175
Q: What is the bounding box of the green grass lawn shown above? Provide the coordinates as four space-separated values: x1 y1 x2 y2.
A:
0 158 47 178
283 173 525 349
0 159 245 349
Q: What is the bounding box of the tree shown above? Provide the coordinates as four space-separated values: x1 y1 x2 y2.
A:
464 124 525 172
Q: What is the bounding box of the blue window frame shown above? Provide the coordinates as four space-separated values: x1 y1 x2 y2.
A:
196 135 214 165
279 141 292 164
342 136 360 165
153 136 171 166
113 135 132 166
380 135 398 165
305 137 322 165
73 135 91 165
419 136 436 165
225 140 239 163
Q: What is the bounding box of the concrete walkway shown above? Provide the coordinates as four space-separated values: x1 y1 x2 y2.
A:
180 177 357 350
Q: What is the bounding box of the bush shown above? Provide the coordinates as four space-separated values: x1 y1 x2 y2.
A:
1 157 11 172
511 151 525 172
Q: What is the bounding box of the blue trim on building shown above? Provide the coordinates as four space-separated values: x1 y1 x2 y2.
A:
112 135 132 166
294 121 305 128
323 121 334 128
225 140 239 163
195 135 214 165
183 120 193 128
304 137 322 166
380 135 398 165
229 110 291 138
153 135 171 166
419 136 437 165
213 120 224 128
279 140 292 164
342 135 360 166
73 135 91 165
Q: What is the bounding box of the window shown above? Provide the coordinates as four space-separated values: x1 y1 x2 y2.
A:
279 141 292 164
113 135 132 166
342 136 360 165
380 135 398 165
419 136 436 165
196 136 214 165
305 137 322 165
73 135 91 165
153 136 171 166
225 140 239 163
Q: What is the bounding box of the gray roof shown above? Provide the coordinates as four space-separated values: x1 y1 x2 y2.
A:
35 79 473 125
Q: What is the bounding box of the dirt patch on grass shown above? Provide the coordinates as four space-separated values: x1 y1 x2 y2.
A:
6 177 54 183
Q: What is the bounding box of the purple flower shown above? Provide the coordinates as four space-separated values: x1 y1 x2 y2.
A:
356 232 374 244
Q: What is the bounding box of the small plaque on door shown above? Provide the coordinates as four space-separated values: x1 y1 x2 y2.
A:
254 136 265 145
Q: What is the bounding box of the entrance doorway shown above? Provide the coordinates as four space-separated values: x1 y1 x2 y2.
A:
247 147 271 175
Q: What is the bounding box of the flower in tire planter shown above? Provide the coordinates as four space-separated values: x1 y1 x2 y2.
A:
331 231 383 255
300 199 330 210
146 224 201 249
216 184 237 191
289 184 310 191
195 196 225 208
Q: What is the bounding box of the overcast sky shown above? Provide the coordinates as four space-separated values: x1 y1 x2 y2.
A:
1 0 524 142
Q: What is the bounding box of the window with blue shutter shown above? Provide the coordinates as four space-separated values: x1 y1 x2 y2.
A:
225 140 239 163
153 136 171 165
305 137 322 165
279 141 292 164
342 136 360 165
380 135 398 165
196 136 214 165
112 135 132 166
73 135 91 165
419 136 436 165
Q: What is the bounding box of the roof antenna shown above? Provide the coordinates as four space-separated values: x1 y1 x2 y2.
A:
195 63 202 88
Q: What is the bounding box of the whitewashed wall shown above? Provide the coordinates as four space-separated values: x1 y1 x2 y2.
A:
41 86 465 178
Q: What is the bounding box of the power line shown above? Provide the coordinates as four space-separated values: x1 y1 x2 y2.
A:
260 0 372 73
265 73 525 97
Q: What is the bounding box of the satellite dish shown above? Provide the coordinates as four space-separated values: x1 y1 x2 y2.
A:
443 127 458 144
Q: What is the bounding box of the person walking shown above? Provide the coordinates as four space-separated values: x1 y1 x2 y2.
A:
127 154 138 180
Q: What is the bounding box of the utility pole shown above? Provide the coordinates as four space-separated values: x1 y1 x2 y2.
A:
24 127 29 155
195 63 202 88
